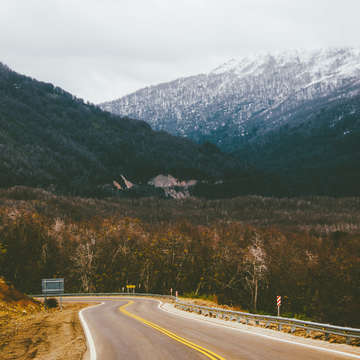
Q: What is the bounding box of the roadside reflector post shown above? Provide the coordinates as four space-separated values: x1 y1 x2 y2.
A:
175 290 178 298
277 295 281 317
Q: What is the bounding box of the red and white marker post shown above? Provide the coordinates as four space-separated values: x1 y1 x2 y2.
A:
277 296 281 316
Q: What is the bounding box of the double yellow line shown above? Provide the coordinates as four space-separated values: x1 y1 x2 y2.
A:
119 301 225 360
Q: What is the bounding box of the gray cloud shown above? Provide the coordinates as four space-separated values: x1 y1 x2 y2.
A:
1 0 359 103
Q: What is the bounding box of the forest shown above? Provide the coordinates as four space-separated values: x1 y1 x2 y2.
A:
0 62 240 198
0 187 359 327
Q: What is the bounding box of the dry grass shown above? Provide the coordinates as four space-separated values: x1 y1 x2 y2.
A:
0 278 44 316
0 302 89 360
0 279 90 360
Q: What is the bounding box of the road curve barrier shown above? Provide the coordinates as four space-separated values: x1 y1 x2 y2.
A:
174 300 360 345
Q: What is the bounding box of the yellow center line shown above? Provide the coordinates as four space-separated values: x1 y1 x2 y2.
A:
119 300 226 360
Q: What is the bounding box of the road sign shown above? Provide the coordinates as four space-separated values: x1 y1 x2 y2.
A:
42 278 64 294
126 284 136 293
42 278 64 310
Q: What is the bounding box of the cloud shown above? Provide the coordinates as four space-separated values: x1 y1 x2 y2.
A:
1 0 359 103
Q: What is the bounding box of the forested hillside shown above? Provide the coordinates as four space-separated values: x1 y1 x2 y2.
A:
101 48 360 197
0 62 239 197
0 187 359 327
234 94 360 196
192 94 360 198
101 48 360 153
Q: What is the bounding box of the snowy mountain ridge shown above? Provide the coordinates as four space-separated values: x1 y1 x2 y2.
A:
211 48 360 77
100 47 360 151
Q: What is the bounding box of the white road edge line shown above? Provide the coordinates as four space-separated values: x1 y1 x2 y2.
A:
157 301 360 359
79 302 105 360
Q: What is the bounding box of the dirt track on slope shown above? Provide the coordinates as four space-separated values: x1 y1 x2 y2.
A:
0 303 90 360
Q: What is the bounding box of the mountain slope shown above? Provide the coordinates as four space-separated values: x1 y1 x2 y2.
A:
100 47 360 197
236 93 360 196
0 62 240 197
101 47 360 152
194 93 360 197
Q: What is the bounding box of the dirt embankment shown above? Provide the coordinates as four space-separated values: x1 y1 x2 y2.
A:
0 302 89 360
0 278 89 360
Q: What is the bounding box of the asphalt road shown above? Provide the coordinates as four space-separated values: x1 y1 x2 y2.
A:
67 297 359 360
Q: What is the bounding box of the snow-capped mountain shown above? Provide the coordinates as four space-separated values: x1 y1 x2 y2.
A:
100 47 360 151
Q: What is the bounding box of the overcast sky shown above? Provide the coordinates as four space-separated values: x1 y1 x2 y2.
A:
1 0 359 103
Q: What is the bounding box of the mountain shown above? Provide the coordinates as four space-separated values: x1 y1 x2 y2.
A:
237 92 360 196
100 47 360 152
100 47 360 196
0 62 241 197
194 92 360 197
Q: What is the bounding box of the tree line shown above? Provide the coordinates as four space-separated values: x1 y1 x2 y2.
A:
0 206 359 327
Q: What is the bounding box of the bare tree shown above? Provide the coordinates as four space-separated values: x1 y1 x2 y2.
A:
72 236 97 292
244 233 268 312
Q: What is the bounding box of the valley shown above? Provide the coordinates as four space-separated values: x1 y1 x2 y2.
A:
0 53 359 329
1 1 360 358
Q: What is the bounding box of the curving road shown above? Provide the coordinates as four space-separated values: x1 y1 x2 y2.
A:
66 297 359 360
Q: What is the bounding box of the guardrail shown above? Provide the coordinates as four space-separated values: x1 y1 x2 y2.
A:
29 292 176 300
175 300 360 344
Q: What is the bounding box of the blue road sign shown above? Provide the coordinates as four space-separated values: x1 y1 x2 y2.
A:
42 278 64 294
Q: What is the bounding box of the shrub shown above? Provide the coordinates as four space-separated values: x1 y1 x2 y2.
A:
44 297 58 308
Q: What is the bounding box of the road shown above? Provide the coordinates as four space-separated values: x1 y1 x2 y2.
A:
66 297 359 360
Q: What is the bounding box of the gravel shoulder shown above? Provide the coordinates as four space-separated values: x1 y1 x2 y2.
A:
0 303 90 360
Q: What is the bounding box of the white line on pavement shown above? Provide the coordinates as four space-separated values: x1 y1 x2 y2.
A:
79 302 105 360
158 302 360 359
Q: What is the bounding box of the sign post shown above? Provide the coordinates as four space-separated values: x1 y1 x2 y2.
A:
277 295 281 316
42 278 64 310
126 285 136 294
